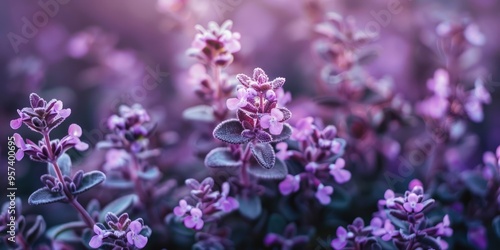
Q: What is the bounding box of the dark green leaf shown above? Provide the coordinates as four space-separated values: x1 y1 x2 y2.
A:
204 147 241 168
461 171 488 197
28 187 66 205
237 194 262 220
138 167 161 180
183 105 215 122
46 221 86 241
99 194 138 222
493 216 500 239
247 158 288 180
251 143 275 169
25 215 46 244
213 119 251 144
73 171 106 195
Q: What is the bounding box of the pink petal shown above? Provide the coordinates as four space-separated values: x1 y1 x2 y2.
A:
184 217 196 228
414 203 424 213
271 108 284 121
127 232 134 245
195 219 204 230
260 115 271 129
269 122 284 135
134 234 148 248
69 124 82 137
59 108 71 118
403 203 412 212
10 118 22 130
89 235 103 248
15 149 24 161
13 133 25 149
331 238 346 250
332 168 351 184
174 206 186 217
75 141 89 151
226 98 240 110
336 226 347 238
129 221 142 234
93 225 102 235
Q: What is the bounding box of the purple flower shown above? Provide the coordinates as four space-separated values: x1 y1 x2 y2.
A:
370 218 396 241
468 226 487 249
12 133 27 161
379 189 396 207
403 193 424 213
276 142 289 160
89 225 110 249
226 87 248 110
436 214 453 237
427 69 449 98
68 124 89 151
126 220 148 249
279 174 300 195
260 108 285 135
331 226 350 250
329 158 351 184
291 117 314 140
103 149 131 172
184 208 204 230
315 184 333 205
215 183 239 212
417 95 448 119
174 199 192 217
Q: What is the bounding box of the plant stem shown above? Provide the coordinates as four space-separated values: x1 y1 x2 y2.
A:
240 143 252 187
43 132 94 228
16 234 30 250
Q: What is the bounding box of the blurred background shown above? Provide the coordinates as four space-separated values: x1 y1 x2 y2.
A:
1 0 500 249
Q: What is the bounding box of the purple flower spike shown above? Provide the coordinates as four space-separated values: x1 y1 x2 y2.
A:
329 158 351 184
226 87 248 110
10 110 23 130
436 214 453 237
126 220 148 249
315 184 333 205
89 225 110 249
174 199 192 217
371 218 396 241
279 174 301 195
184 208 204 230
291 117 314 140
403 193 424 213
260 108 285 135
331 226 349 250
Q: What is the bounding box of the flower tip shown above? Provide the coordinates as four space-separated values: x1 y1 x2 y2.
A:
10 118 22 130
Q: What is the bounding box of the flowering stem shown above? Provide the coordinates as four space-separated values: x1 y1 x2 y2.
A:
131 155 158 225
212 64 225 120
239 143 252 187
43 132 94 229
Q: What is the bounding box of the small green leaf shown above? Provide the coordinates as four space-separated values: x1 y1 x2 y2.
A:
247 158 288 180
183 105 215 122
48 153 72 177
251 143 275 169
493 216 500 239
28 187 66 205
461 171 488 197
204 147 241 168
213 119 251 144
237 194 262 220
73 171 106 195
25 215 46 244
46 221 86 241
99 194 138 222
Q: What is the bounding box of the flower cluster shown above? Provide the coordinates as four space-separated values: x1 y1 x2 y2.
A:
187 20 241 66
99 104 154 154
263 223 309 249
331 181 453 249
417 68 491 123
278 117 349 205
89 212 151 249
173 177 239 230
11 93 88 162
228 67 291 136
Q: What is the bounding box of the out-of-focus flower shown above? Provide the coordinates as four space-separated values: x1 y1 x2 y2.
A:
370 218 397 241
89 225 110 248
315 184 333 205
468 226 487 249
174 199 192 217
329 158 351 183
226 87 248 110
291 117 314 141
331 226 349 250
279 174 301 195
215 183 239 212
184 208 204 230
